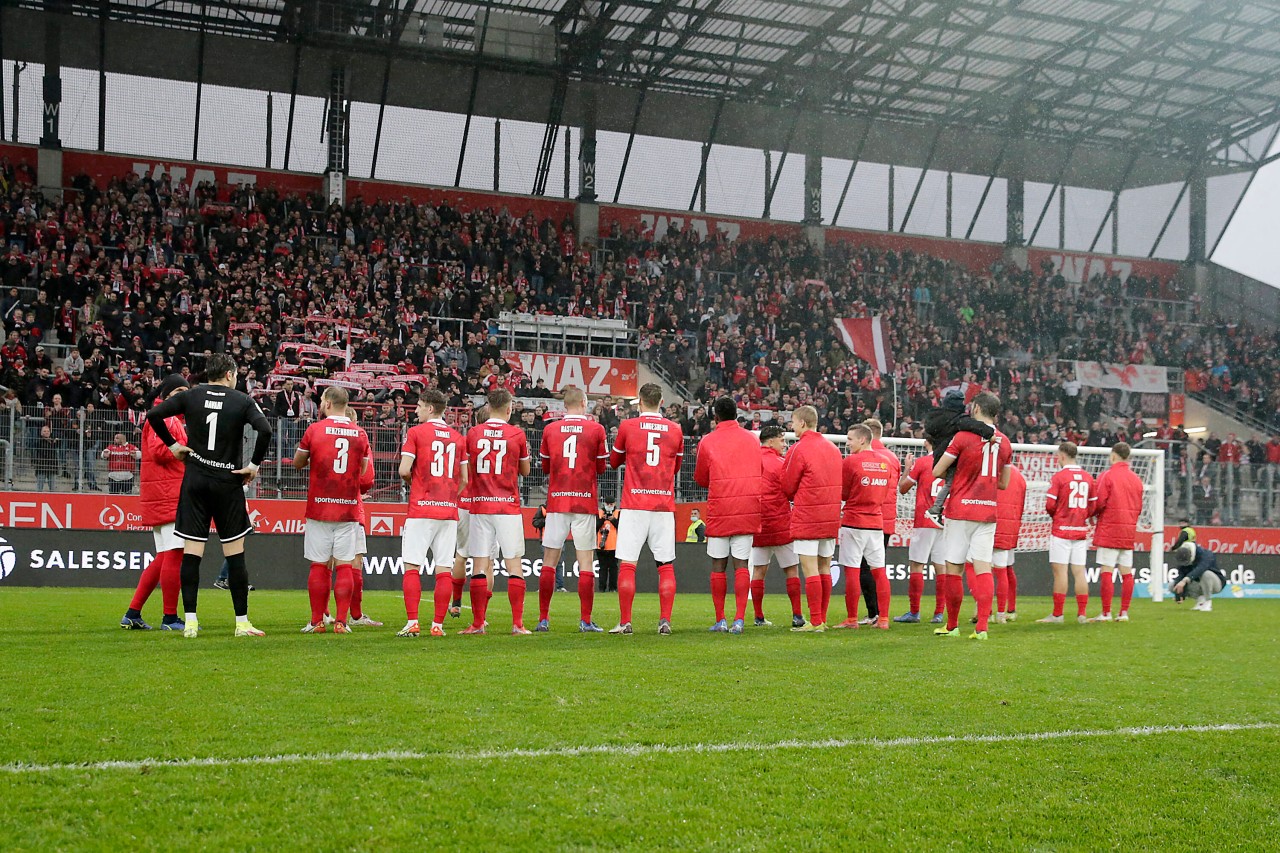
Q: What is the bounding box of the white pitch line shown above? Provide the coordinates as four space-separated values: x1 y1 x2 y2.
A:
2 722 1274 776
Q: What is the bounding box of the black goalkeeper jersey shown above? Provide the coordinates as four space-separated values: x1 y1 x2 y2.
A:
147 383 273 483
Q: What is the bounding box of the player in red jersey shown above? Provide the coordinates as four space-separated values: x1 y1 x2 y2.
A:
932 392 1012 640
120 375 190 631
895 439 947 624
751 424 803 628
607 383 684 635
346 436 381 628
863 418 899 625
1090 441 1145 622
293 387 371 634
398 389 468 637
782 405 843 632
835 424 893 630
463 389 532 635
992 464 1027 623
694 396 763 634
1037 441 1096 624
538 386 609 633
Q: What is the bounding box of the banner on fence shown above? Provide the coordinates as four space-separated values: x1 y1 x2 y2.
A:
1073 361 1170 393
503 352 638 397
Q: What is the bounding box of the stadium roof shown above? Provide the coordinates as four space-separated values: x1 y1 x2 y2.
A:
8 0 1280 184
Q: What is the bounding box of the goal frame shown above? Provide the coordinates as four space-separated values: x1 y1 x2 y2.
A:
796 435 1167 602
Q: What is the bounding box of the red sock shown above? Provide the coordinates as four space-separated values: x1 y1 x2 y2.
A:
751 579 766 620
785 576 802 616
1052 592 1066 617
350 564 364 619
711 571 728 622
819 574 832 624
451 574 466 606
1120 574 1135 614
403 569 422 621
908 571 924 614
617 563 636 624
1007 567 1018 612
160 549 182 617
993 567 1009 613
578 571 595 623
964 562 976 595
1099 571 1114 615
973 571 994 632
657 563 676 622
334 565 354 623
733 568 750 622
539 565 556 621
933 572 947 616
308 562 331 625
844 567 861 619
805 575 823 624
432 573 452 624
508 577 527 629
1076 593 1089 618
945 574 963 630
469 576 490 628
871 567 890 624
128 554 162 612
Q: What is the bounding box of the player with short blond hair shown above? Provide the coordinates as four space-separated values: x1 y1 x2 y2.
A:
539 385 610 632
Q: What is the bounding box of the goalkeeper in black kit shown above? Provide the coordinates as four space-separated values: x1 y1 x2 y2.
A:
146 353 274 638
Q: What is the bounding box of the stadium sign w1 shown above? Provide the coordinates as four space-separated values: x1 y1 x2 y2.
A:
503 352 638 397
1073 361 1170 393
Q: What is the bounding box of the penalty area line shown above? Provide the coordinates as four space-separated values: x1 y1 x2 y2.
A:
2 722 1274 776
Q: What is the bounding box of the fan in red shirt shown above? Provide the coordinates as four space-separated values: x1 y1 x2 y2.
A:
835 424 893 630
397 389 468 638
932 392 1012 639
750 424 803 628
1037 442 1096 625
293 387 371 634
607 383 684 635
896 439 947 624
463 389 532 635
1089 442 1146 622
992 464 1027 623
693 396 763 634
538 386 609 633
781 405 843 632
119 375 190 631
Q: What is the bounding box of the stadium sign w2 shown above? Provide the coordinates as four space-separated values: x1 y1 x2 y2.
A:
504 352 638 397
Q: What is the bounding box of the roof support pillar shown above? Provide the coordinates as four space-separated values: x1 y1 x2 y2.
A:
323 60 347 207
37 0 65 195
575 86 599 248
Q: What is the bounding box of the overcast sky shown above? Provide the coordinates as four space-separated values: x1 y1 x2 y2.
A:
1211 133 1280 289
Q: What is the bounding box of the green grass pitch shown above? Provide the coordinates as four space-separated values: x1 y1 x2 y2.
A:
1 587 1277 851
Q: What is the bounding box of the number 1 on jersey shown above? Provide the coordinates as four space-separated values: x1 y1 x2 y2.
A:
205 411 218 452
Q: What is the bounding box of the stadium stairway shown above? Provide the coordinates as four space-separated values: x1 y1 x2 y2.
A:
1185 396 1274 440
639 362 690 407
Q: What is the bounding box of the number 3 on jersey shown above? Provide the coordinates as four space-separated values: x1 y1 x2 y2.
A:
475 438 507 474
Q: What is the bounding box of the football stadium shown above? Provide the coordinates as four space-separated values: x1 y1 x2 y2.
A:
2 0 1279 847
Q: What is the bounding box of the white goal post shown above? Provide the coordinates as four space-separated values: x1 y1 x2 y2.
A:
785 435 1167 601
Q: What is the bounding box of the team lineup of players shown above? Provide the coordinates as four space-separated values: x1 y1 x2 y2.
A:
120 372 1147 639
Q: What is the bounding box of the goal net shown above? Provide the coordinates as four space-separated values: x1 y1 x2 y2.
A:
786 435 1167 600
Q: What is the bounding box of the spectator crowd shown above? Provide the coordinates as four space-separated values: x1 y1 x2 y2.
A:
0 152 1276 523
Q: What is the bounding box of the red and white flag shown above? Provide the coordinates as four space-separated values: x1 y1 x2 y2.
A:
834 317 894 375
